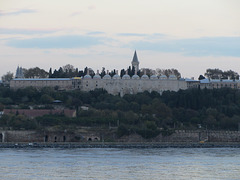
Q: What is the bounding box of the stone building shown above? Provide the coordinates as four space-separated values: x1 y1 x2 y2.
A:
10 78 73 90
200 78 240 89
10 51 240 96
81 71 188 96
10 51 190 95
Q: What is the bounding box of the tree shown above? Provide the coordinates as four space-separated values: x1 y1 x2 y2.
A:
24 67 49 78
156 68 181 78
127 66 132 76
58 67 64 77
204 68 239 80
62 64 75 73
140 68 156 77
222 70 239 80
120 69 126 77
100 67 106 78
40 94 54 104
49 68 52 77
1 72 14 85
198 75 205 80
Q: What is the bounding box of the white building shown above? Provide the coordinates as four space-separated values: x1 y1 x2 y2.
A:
11 51 240 96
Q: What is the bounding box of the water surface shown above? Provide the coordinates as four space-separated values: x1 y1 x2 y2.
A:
0 148 239 180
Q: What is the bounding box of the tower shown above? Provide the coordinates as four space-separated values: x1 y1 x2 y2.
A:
131 50 139 72
15 66 24 78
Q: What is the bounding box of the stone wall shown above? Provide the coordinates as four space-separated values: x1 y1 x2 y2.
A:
155 130 240 142
0 130 101 143
117 130 240 143
1 130 240 143
81 78 188 96
10 78 73 90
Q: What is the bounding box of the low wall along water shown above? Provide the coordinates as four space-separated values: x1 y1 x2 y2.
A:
0 130 240 144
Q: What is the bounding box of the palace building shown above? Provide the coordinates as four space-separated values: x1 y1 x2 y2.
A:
10 51 240 96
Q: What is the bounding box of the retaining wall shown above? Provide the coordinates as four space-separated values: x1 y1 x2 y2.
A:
0 130 240 143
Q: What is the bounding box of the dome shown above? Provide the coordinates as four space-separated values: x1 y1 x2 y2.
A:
122 74 130 79
160 75 167 79
84 74 92 79
169 75 177 80
141 74 149 79
132 74 140 79
93 74 101 79
103 74 111 79
150 75 158 79
113 74 120 79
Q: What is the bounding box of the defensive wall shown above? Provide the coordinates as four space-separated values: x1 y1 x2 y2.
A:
1 129 240 143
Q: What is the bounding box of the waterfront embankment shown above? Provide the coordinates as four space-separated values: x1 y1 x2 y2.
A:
1 142 240 148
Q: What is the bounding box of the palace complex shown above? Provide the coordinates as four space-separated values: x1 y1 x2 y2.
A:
10 51 240 96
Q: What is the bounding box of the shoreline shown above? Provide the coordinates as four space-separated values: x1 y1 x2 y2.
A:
1 142 240 148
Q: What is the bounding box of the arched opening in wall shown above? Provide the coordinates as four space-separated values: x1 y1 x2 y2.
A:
45 135 48 142
63 136 66 142
0 133 2 142
54 136 57 142
88 138 92 141
94 137 99 141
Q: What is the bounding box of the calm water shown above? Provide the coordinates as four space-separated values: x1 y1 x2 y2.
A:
0 148 239 180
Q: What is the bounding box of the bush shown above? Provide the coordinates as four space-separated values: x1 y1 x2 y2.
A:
136 128 160 139
117 124 130 137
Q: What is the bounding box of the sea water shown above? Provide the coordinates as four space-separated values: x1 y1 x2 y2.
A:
0 148 239 180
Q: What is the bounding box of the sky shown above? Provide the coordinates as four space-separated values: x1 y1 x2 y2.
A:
0 0 240 79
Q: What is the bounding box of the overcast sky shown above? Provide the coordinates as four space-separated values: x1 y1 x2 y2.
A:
0 0 240 79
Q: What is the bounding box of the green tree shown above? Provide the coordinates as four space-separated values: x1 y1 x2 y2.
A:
156 68 181 78
198 75 205 80
24 67 48 78
1 72 14 84
40 94 54 104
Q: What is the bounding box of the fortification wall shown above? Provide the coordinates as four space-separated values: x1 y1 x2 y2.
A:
81 79 188 96
10 79 73 90
1 130 240 143
0 130 101 143
156 130 240 142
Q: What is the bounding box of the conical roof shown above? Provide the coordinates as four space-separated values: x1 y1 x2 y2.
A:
132 50 139 63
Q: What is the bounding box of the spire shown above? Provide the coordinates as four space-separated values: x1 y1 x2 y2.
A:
16 66 20 78
132 50 139 63
131 50 140 72
15 66 24 78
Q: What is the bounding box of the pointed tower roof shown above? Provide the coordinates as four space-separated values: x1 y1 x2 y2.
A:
132 50 139 63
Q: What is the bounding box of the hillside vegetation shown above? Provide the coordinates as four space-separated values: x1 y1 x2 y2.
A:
0 86 240 138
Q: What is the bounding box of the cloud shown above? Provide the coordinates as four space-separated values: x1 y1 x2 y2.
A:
6 35 106 49
0 28 58 35
70 11 82 17
88 5 96 10
0 9 37 16
131 37 240 57
117 33 167 38
87 31 105 35
117 33 147 37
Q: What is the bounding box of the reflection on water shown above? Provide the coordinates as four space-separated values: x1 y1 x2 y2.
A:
0 148 239 180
